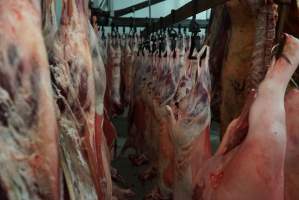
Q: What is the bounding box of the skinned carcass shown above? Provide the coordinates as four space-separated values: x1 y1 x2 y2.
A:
126 34 207 199
90 18 135 200
146 35 198 199
166 45 212 200
105 35 123 117
190 34 299 200
120 36 135 107
210 0 299 134
88 21 114 199
0 0 59 199
124 37 164 172
119 36 140 157
124 40 152 159
50 0 102 199
90 21 118 156
102 35 121 156
221 0 277 132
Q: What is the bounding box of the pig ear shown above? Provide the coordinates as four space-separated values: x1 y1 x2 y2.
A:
166 105 176 125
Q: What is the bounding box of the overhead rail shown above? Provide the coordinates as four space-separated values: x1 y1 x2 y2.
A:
91 0 166 17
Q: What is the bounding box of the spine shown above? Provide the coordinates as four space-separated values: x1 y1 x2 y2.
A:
246 3 277 91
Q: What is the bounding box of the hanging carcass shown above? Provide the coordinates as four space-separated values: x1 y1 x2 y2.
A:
49 0 103 198
0 0 59 199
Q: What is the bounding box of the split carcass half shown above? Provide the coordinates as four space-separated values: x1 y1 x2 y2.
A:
89 21 135 199
220 0 278 132
0 1 59 199
88 21 113 199
50 0 103 199
192 34 299 200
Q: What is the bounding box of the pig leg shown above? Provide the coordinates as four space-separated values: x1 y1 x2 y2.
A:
223 34 299 200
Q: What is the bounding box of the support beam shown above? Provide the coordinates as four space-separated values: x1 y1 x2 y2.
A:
142 0 229 35
91 0 166 17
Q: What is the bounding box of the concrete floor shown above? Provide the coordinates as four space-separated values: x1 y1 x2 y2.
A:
112 114 221 200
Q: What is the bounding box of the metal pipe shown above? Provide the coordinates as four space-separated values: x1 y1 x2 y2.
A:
149 0 152 24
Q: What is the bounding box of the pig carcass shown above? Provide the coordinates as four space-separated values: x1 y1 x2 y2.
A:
191 34 299 200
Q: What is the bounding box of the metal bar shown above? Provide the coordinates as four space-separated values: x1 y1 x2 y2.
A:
91 0 166 17
142 0 229 35
274 0 292 42
149 0 152 24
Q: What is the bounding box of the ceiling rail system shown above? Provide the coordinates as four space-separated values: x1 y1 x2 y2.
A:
141 0 230 36
91 0 166 17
